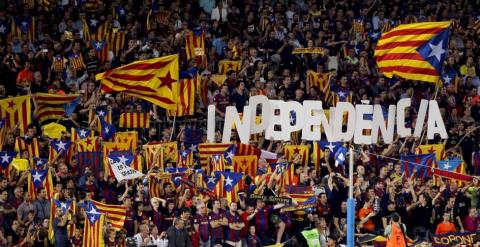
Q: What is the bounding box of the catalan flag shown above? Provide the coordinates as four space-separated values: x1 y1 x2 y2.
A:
146 4 170 30
375 22 451 83
176 150 193 168
416 144 446 161
102 142 129 177
0 96 31 136
307 70 330 101
76 137 100 152
52 55 67 73
68 52 85 70
71 127 93 142
400 153 435 178
83 202 105 247
32 157 48 169
159 142 178 164
11 16 35 42
167 76 198 117
211 154 226 172
312 141 343 171
114 131 138 152
28 168 54 200
276 162 296 187
148 174 162 198
220 171 243 203
34 93 80 123
15 137 40 158
97 55 179 110
49 199 76 241
185 28 206 65
0 119 6 149
99 117 116 140
218 60 241 74
144 144 163 170
106 31 126 56
108 151 143 177
0 151 15 178
198 143 231 169
352 19 365 33
83 18 108 43
210 74 227 87
0 20 11 39
235 143 261 157
118 113 150 129
284 145 309 166
233 155 258 178
113 6 127 21
332 89 353 106
213 171 225 198
77 151 103 179
91 40 109 64
441 70 460 92
91 200 126 231
435 159 471 183
48 140 72 163
88 106 112 137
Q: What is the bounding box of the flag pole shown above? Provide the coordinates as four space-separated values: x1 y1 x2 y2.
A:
347 146 355 247
169 115 176 141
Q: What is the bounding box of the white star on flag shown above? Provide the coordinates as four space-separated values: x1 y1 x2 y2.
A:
189 145 197 152
98 110 105 117
207 177 216 184
22 21 28 27
119 9 125 15
338 91 346 98
443 75 452 84
226 151 234 161
90 216 96 222
95 42 103 49
225 176 233 187
0 25 5 34
104 127 109 134
60 202 68 210
118 155 128 164
32 172 43 182
428 40 445 62
87 206 100 215
182 151 188 157
90 19 98 27
337 153 345 162
443 162 451 170
326 143 336 151
37 159 44 165
1 153 10 163
79 129 87 137
56 141 67 150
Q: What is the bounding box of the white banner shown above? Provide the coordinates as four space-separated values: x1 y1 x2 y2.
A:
109 158 144 182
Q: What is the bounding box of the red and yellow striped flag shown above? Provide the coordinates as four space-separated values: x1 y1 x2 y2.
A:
352 19 365 33
106 31 126 56
114 131 138 152
375 22 451 83
176 150 193 168
34 93 79 123
15 137 40 158
83 206 105 247
118 113 150 129
168 76 198 117
185 29 205 59
284 145 309 166
103 142 129 177
416 144 446 161
198 143 231 169
148 174 162 198
68 53 85 70
76 137 100 152
27 168 54 200
233 155 258 177
97 55 179 110
91 200 126 231
307 70 330 101
218 60 241 74
0 96 31 136
144 144 163 170
11 16 35 42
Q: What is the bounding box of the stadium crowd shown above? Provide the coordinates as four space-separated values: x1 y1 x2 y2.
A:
1 0 480 246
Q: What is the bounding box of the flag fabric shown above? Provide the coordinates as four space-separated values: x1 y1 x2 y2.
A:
68 52 85 70
77 152 103 179
48 140 72 162
416 144 446 161
400 153 435 178
210 74 227 87
0 96 32 136
435 159 471 182
441 69 459 91
114 131 138 152
99 116 116 140
15 137 40 158
83 202 105 247
83 18 108 43
312 141 343 171
91 40 109 63
374 22 451 83
235 143 261 157
177 150 193 168
52 55 67 73
277 162 296 187
218 60 241 74
12 158 29 171
307 70 330 101
334 146 348 167
108 151 144 182
42 122 67 140
0 151 15 178
211 154 226 172
0 20 11 39
33 157 48 169
159 142 178 164
144 144 163 170
221 171 243 203
97 55 179 110
146 4 170 30
91 200 126 231
49 199 76 241
284 145 309 166
198 143 231 168
224 145 236 165
185 28 206 66
34 93 80 123
71 127 93 142
233 155 258 178
0 119 6 149
352 19 365 33
88 106 112 133
102 142 129 177
167 76 198 116
11 16 35 42
332 89 353 106
106 31 126 56
118 113 150 129
28 168 53 200
183 128 203 152
148 174 162 198
204 173 220 192
76 137 100 152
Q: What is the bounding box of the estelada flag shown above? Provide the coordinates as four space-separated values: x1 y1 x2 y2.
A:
91 40 109 64
284 145 309 166
48 140 72 163
106 31 126 56
11 16 35 42
27 168 53 200
15 137 40 158
83 202 105 247
143 142 177 169
97 55 179 110
102 142 129 177
34 93 80 123
416 144 446 161
375 22 451 83
436 159 471 183
218 60 241 74
118 113 150 129
76 137 100 152
176 150 193 168
307 70 330 101
0 96 31 136
233 155 258 178
198 143 231 168
114 131 138 152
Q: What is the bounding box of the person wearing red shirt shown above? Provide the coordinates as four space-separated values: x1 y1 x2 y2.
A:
462 208 480 232
16 60 34 88
435 212 457 235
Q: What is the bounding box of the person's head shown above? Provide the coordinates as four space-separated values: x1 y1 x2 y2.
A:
356 165 365 176
256 199 266 209
229 202 237 212
387 201 396 212
319 193 327 204
196 202 207 215
138 224 149 238
212 199 221 210
442 212 451 222
340 201 347 212
390 212 400 223
249 225 256 235
180 207 191 219
55 207 64 217
419 193 428 205
468 207 478 217
173 218 185 230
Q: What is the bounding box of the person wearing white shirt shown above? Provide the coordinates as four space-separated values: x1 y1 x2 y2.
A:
133 224 150 247
148 226 168 247
211 1 228 22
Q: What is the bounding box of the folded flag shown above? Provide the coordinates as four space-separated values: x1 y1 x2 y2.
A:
42 123 67 140
375 22 451 83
